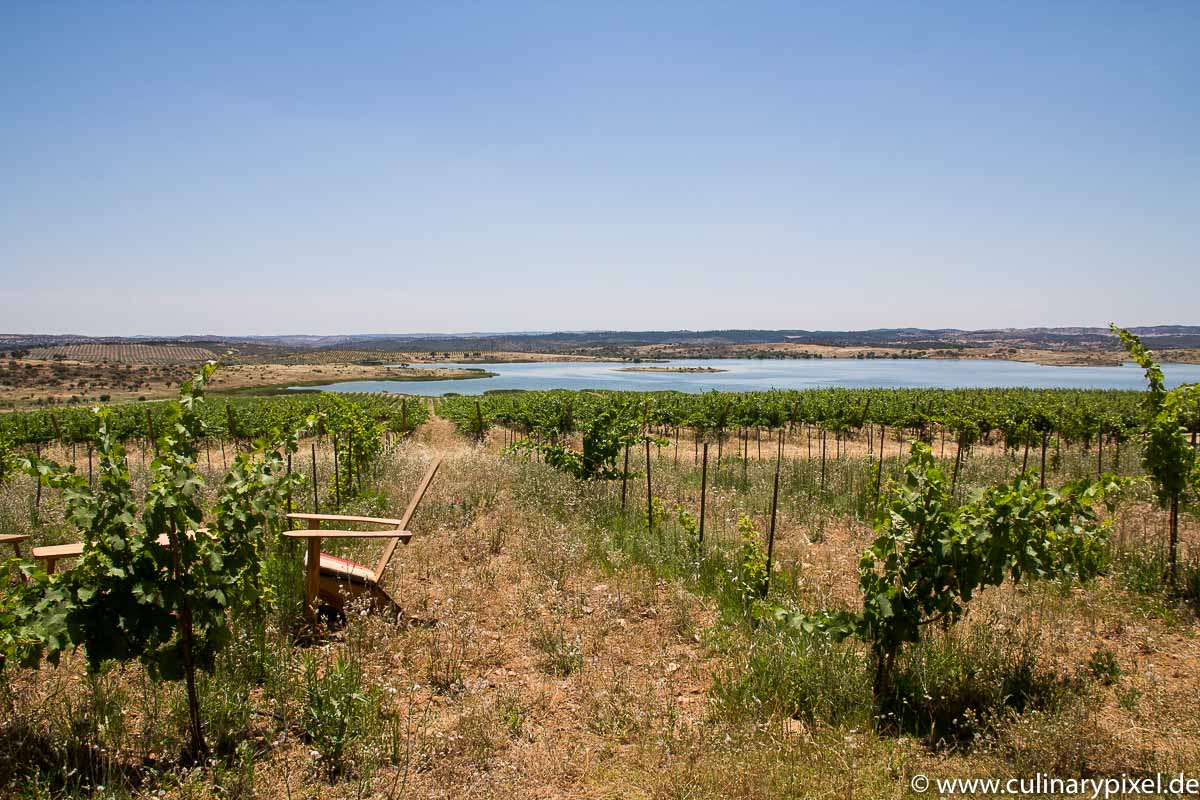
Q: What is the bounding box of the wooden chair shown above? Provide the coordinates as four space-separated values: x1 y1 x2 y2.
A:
31 542 83 575
32 530 202 574
0 534 30 560
1 535 30 583
284 457 441 621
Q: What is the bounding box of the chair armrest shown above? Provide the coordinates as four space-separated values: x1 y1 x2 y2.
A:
287 513 405 527
33 529 201 559
284 530 414 541
33 543 84 560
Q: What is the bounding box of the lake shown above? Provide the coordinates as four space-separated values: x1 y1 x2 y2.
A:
293 358 1200 395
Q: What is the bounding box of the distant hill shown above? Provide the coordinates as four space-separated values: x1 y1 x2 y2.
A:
3 326 1199 358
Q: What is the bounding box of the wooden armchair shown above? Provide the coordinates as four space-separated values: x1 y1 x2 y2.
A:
0 534 30 560
1 535 30 583
31 530 203 574
285 457 441 621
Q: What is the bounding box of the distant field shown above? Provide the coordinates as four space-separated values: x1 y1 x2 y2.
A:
27 343 217 364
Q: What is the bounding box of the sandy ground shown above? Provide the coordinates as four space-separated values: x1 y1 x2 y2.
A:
207 362 490 390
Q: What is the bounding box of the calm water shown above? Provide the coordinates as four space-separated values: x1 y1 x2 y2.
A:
293 358 1200 396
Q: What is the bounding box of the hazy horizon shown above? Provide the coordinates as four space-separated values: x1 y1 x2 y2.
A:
5 320 1200 339
4 2 1197 335
4 323 1198 341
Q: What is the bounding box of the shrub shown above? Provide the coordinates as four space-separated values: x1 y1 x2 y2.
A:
883 625 1079 746
710 627 870 726
782 442 1114 711
300 651 372 778
0 432 15 485
1112 325 1200 588
514 398 664 481
732 515 768 610
1115 541 1171 596
12 363 306 758
1085 647 1121 686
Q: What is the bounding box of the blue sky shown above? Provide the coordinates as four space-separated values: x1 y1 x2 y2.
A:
1 2 1196 335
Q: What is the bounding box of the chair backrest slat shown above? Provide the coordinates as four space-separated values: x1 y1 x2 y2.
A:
373 457 442 578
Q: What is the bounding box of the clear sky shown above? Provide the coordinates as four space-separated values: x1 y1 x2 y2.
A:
2 2 1197 336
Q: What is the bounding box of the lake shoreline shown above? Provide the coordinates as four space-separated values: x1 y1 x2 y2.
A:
272 356 1200 397
228 368 497 396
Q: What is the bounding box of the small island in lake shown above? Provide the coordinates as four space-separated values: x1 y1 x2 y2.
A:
615 365 727 374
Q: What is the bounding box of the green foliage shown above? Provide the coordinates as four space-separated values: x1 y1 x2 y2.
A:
0 391 420 450
0 430 15 484
387 395 429 435
497 691 527 739
197 669 253 758
1114 541 1172 596
733 515 769 609
1085 647 1120 685
300 651 373 778
644 496 669 530
11 362 307 756
322 394 387 503
710 626 869 726
515 398 666 482
883 624 1079 744
1114 326 1167 408
713 621 1081 747
1112 324 1199 586
436 386 1148 453
676 505 700 559
0 559 61 669
441 397 492 441
44 670 132 795
1113 324 1198 508
783 442 1114 698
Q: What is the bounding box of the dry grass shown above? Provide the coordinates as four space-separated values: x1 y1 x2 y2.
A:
0 420 1197 798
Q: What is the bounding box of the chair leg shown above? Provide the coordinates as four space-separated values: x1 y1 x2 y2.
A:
304 539 322 623
9 544 26 583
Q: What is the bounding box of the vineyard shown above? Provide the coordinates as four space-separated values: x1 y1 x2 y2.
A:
1 385 1160 488
436 386 1154 449
0 391 431 449
0 332 1197 798
26 344 219 364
